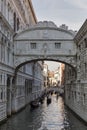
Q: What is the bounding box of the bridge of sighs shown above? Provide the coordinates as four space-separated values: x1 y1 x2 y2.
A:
14 21 77 73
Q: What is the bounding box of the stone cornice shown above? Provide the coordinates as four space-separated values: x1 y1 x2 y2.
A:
74 19 87 44
14 38 73 42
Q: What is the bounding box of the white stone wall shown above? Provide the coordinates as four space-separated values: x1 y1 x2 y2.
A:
65 20 87 122
65 82 87 122
10 61 44 112
0 70 7 121
0 0 42 123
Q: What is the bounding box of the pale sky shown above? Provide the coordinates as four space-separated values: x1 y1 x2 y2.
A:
32 0 87 31
45 61 61 71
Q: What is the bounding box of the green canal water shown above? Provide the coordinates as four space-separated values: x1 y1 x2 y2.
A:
0 95 87 130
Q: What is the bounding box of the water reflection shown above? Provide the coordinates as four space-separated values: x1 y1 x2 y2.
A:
0 94 87 130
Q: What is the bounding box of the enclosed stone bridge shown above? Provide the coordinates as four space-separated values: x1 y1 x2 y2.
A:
13 21 87 123
14 21 77 72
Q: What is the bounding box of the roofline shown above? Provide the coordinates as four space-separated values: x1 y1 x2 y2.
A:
14 25 75 39
74 19 87 43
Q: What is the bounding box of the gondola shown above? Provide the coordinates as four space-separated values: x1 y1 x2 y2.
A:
47 96 51 104
30 100 39 108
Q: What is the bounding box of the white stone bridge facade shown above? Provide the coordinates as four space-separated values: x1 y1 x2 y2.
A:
14 21 77 71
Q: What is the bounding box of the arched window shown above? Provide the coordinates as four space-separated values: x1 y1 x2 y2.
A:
17 18 19 31
14 12 16 32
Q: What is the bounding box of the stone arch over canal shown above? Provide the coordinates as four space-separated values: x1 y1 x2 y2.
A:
12 21 87 123
14 21 77 73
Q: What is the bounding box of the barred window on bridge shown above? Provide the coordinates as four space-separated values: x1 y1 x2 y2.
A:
84 38 87 48
55 42 61 49
30 43 36 49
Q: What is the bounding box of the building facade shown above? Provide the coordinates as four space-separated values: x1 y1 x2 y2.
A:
61 64 65 86
0 0 44 122
64 20 87 122
43 63 48 88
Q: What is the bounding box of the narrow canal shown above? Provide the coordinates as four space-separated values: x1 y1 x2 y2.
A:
0 94 87 130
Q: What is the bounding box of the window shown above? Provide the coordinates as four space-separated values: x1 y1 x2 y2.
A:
14 12 16 32
8 3 10 21
23 66 26 73
55 42 61 49
77 92 80 102
17 18 19 31
83 94 86 105
1 37 5 62
78 44 81 51
84 38 87 48
7 42 10 63
1 90 3 100
25 79 32 95
0 33 2 42
7 48 10 63
0 88 3 101
85 63 87 78
31 43 36 49
0 73 2 84
85 63 87 71
1 36 3 43
75 91 76 99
